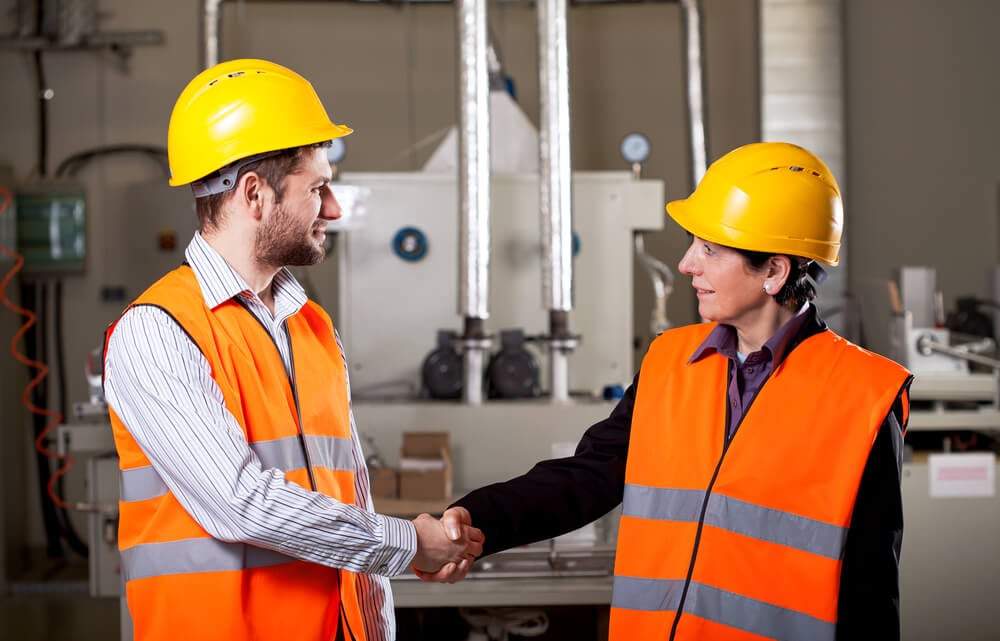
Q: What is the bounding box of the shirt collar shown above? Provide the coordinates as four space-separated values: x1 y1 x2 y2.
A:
183 231 308 313
689 302 811 366
765 302 811 366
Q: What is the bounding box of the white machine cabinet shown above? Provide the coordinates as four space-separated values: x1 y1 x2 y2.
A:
336 171 664 398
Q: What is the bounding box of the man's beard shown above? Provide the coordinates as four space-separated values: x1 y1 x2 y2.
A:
255 204 325 268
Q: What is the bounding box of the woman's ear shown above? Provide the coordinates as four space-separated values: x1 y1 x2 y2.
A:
767 254 793 291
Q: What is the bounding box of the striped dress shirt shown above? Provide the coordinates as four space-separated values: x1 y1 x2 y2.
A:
104 231 415 641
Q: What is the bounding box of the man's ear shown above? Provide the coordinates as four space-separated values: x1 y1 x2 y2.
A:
237 171 264 219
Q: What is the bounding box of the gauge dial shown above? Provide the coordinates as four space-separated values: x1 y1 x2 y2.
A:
327 138 347 165
620 132 651 164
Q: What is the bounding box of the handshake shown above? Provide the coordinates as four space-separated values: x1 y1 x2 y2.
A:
410 506 483 584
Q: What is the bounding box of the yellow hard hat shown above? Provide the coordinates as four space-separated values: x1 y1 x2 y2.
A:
665 142 843 266
167 58 352 188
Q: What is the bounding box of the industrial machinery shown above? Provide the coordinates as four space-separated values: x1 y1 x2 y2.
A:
883 266 1000 640
335 171 663 401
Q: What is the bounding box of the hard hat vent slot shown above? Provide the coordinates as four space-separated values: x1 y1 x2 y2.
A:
789 166 803 172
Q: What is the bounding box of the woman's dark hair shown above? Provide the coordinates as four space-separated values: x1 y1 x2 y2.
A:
735 248 816 307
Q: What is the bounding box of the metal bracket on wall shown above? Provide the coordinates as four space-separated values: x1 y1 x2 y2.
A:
0 0 164 72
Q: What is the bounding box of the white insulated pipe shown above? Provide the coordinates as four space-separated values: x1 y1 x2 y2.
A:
537 0 573 314
538 0 573 403
202 0 222 69
457 0 491 406
680 0 708 188
457 0 491 322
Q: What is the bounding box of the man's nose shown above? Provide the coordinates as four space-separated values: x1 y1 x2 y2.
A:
321 186 341 220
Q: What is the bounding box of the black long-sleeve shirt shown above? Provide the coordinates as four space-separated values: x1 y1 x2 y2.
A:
454 311 911 641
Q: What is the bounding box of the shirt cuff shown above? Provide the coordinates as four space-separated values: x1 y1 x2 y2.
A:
366 514 417 577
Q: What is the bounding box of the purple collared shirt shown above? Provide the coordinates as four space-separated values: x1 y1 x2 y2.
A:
688 303 811 439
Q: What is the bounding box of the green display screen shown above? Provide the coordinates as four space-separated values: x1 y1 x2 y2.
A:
15 189 86 274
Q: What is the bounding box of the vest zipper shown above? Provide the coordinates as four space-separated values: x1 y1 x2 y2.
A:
235 298 318 491
667 359 773 640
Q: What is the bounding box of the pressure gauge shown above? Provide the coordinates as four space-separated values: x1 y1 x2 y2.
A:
620 132 651 164
327 138 347 165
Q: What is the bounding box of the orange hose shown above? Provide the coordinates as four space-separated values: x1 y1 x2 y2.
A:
0 184 73 510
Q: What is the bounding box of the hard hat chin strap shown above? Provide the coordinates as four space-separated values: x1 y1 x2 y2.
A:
190 150 284 198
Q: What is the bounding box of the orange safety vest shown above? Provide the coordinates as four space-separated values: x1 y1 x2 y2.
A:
107 265 368 641
611 323 910 641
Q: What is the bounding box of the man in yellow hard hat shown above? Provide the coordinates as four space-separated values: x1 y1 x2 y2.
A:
103 59 483 641
433 142 912 641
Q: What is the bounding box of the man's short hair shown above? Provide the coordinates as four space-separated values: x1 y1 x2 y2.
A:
194 141 331 231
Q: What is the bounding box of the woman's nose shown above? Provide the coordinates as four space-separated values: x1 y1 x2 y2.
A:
678 244 698 275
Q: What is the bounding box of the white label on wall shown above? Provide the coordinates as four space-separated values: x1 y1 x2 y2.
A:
929 453 996 498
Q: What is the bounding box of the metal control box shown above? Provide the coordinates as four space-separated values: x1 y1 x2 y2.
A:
88 454 121 598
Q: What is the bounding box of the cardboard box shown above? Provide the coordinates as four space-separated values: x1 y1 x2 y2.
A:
398 432 452 500
368 466 398 500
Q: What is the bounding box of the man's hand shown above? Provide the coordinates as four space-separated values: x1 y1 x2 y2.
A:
410 506 483 583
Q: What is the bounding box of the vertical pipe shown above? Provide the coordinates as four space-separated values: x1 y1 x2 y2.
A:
680 0 708 188
538 0 573 314
760 0 846 322
550 349 568 403
457 0 491 405
461 319 486 407
538 0 573 402
202 0 222 70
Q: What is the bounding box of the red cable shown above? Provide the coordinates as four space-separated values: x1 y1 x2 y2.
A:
0 184 74 510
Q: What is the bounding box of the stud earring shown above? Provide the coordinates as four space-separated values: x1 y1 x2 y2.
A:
763 283 771 293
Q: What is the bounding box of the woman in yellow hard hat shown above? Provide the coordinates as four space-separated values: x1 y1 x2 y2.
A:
438 142 913 641
104 59 482 641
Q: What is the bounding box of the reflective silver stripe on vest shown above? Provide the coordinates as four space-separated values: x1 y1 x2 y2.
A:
120 466 168 502
121 537 296 582
303 434 355 472
612 576 835 641
251 435 354 473
119 436 354 504
251 437 308 471
623 484 846 559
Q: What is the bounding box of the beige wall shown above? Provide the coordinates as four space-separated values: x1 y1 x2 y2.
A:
845 0 1000 356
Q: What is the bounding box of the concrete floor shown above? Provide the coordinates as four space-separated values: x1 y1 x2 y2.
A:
0 594 603 641
1 556 119 641
0 584 608 641
1 592 119 641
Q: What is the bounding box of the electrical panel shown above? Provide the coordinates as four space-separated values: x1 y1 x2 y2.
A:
15 180 87 276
